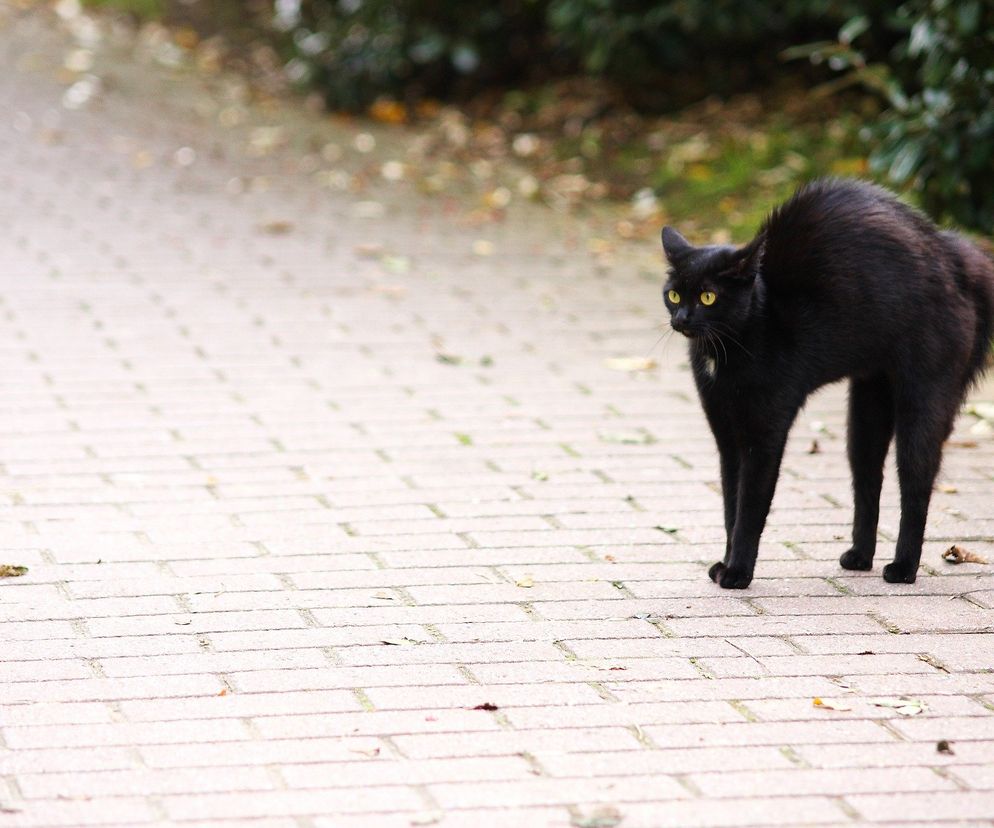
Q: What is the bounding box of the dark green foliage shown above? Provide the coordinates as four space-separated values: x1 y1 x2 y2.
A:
546 0 878 106
278 0 875 111
276 0 550 111
791 1 994 231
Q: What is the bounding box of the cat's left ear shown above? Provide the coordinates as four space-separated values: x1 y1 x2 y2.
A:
661 226 693 261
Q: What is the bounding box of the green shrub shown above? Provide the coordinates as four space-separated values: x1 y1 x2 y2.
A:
792 0 994 232
275 0 550 111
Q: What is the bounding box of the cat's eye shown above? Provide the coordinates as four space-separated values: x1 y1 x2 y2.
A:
700 291 717 306
667 289 681 304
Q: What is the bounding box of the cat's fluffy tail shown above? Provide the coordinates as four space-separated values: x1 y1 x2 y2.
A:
949 233 994 385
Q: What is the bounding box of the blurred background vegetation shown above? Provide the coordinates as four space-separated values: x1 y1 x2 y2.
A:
85 0 993 234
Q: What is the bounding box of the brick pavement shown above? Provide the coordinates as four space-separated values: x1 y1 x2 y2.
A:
1 4 994 826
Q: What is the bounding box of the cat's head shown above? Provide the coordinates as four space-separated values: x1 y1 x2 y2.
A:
661 226 764 340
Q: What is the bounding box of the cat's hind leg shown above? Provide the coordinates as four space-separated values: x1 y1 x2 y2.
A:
840 375 894 572
885 384 960 583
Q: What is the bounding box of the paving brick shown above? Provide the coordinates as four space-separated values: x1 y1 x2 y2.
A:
3 10 993 827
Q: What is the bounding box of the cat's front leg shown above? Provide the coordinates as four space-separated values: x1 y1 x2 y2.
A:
711 425 792 589
702 404 740 570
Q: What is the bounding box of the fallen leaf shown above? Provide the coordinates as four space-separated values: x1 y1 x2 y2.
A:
655 525 679 535
435 353 462 365
813 697 853 711
354 243 384 259
946 439 978 448
0 565 28 578
937 483 958 494
380 637 422 646
936 739 954 755
472 239 495 257
808 439 821 455
217 688 228 696
380 255 410 274
370 99 407 124
372 591 396 601
604 356 657 372
942 545 988 565
868 696 926 716
531 470 549 481
258 220 293 235
472 702 499 711
515 575 534 588
347 745 380 757
173 618 192 626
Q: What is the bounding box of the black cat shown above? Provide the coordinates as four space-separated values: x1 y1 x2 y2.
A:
661 178 994 589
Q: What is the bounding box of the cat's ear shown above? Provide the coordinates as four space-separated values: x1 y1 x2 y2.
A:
661 226 692 260
728 234 766 282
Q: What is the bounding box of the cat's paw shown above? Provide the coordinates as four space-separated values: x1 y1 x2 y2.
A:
708 561 753 589
882 561 918 584
839 548 873 571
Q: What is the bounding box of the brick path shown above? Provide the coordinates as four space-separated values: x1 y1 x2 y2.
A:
2 5 994 827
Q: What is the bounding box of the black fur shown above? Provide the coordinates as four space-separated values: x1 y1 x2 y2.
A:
661 178 994 589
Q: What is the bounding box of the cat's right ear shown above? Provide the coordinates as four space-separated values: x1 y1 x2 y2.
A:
661 226 692 260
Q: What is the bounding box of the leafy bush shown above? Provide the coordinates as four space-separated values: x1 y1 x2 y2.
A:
276 0 885 112
546 0 881 106
792 0 994 231
274 0 550 111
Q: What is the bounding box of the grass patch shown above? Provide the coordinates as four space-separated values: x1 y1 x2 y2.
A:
82 0 163 18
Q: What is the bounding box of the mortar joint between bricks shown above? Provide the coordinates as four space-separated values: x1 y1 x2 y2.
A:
552 640 579 662
646 618 676 639
541 514 564 529
832 796 863 822
146 797 169 822
875 719 909 741
778 745 810 767
412 785 443 815
276 573 297 590
628 722 657 749
585 681 620 702
422 623 447 642
688 657 716 679
297 607 321 628
673 774 704 797
456 664 482 685
173 593 193 613
366 551 387 570
86 658 107 679
609 580 637 599
825 576 854 596
780 634 808 654
352 688 376 711
930 764 970 791
867 611 902 634
394 587 418 607
518 750 549 776
516 602 544 620
727 699 759 723
916 652 952 673
456 531 480 549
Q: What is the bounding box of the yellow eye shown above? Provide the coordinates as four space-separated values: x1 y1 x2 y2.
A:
700 291 716 306
667 289 681 304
